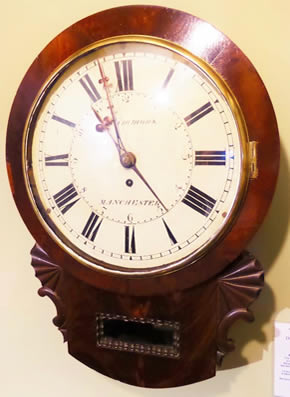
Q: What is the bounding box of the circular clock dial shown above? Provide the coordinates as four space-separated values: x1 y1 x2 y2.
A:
25 37 248 274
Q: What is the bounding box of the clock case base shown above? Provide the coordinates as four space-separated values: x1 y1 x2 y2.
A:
32 244 263 388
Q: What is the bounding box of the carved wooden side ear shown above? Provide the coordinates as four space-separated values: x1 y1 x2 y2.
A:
31 244 68 342
216 251 264 365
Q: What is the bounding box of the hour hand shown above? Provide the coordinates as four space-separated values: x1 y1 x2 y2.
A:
91 103 125 155
91 103 111 131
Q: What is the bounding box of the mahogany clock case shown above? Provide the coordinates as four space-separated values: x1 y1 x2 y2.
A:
5 5 279 389
6 5 279 297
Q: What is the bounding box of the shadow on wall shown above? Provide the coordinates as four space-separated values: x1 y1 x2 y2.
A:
220 143 289 370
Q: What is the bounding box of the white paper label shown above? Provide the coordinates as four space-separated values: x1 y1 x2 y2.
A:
274 322 290 397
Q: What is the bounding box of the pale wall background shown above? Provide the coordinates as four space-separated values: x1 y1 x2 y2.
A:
1 1 289 396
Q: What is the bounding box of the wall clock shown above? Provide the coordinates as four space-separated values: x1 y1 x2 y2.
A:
6 5 279 387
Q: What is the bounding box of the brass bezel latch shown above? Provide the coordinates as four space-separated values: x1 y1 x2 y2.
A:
249 141 258 179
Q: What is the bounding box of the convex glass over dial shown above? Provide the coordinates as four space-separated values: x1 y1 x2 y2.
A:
25 37 248 274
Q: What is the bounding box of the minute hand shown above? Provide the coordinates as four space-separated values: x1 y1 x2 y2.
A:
131 164 168 212
97 59 125 153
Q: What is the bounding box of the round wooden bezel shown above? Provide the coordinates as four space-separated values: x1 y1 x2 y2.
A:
6 5 279 296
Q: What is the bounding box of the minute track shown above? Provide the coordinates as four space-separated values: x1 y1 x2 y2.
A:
29 39 242 270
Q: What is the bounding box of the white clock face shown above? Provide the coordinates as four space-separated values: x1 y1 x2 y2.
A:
25 37 248 274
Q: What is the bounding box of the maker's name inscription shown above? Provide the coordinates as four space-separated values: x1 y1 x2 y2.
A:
101 199 159 207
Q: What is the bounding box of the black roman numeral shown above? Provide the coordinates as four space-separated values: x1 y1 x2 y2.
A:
53 183 80 214
125 225 136 254
195 150 226 166
162 219 177 245
79 73 101 102
45 154 69 166
115 60 133 91
82 212 103 242
162 68 174 89
52 114 76 128
184 102 214 126
182 185 216 217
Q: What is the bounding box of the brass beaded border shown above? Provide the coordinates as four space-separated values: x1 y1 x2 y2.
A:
96 312 180 359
